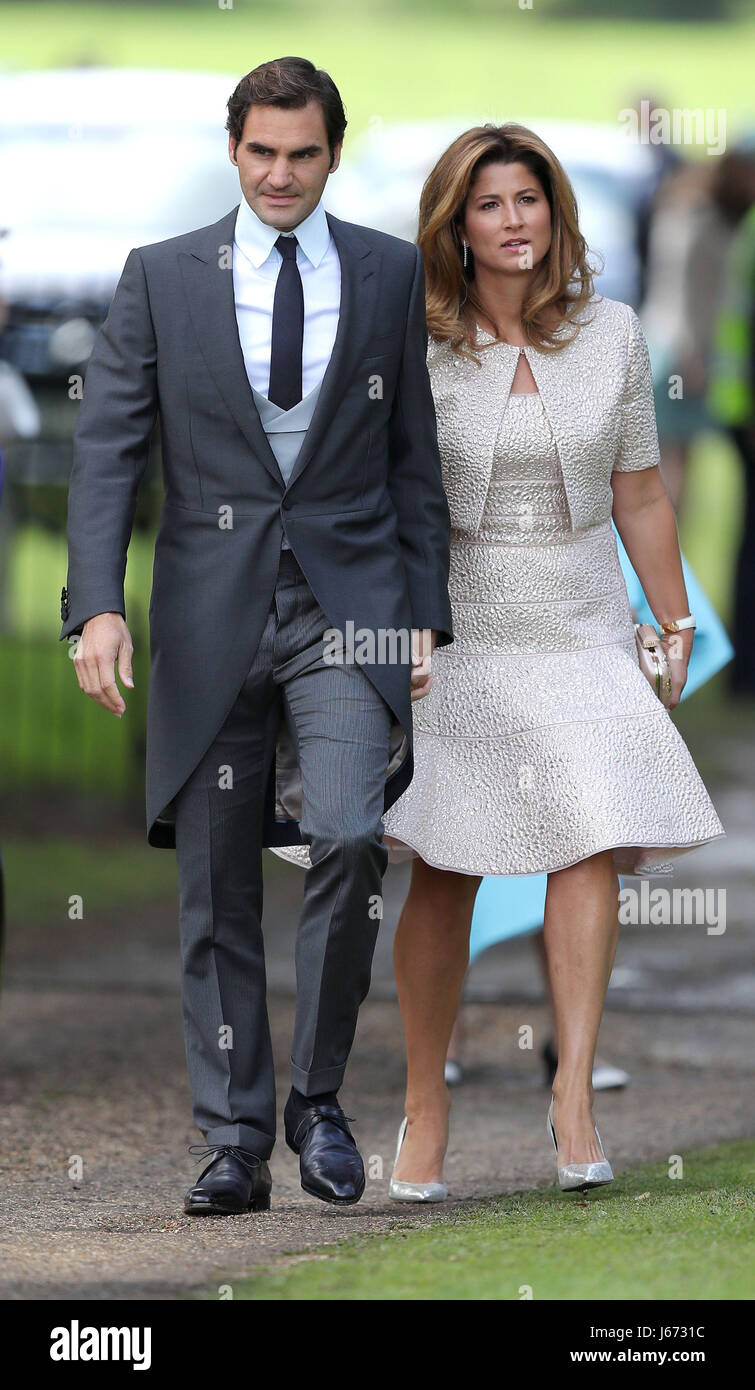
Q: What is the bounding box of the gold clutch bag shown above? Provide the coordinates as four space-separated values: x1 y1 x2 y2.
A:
634 622 673 707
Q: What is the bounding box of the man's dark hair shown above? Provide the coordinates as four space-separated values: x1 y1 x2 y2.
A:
226 56 347 163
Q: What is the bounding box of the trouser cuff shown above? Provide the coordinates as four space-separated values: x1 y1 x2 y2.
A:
290 1058 347 1095
203 1123 275 1161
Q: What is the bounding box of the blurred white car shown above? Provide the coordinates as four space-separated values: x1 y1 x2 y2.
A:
0 68 241 375
325 117 658 307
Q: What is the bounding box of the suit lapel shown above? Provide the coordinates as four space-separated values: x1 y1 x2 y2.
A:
285 212 379 491
178 207 283 489
178 207 380 495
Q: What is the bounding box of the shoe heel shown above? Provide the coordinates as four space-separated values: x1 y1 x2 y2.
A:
249 1193 271 1212
547 1095 614 1193
388 1116 448 1204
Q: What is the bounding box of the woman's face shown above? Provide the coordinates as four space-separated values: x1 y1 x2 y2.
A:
459 159 552 277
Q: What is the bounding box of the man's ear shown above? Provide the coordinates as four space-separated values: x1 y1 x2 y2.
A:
228 135 238 166
328 140 343 174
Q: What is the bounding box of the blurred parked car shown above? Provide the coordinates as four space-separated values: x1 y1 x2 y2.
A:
324 117 659 307
0 68 241 380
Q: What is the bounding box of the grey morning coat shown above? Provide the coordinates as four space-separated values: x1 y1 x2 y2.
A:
59 206 453 848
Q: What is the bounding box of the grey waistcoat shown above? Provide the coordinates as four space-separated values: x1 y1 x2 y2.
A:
251 382 323 550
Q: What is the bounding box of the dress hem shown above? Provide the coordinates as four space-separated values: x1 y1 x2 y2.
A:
380 830 726 879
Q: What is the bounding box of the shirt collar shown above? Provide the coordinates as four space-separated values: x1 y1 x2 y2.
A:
234 195 331 270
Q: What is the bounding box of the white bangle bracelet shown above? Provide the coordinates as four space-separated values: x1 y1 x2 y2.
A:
660 615 696 634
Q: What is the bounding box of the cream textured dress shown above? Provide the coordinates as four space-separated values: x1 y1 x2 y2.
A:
380 296 724 876
270 295 724 876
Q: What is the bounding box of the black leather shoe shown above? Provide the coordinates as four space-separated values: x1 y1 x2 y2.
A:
284 1092 365 1205
184 1144 272 1215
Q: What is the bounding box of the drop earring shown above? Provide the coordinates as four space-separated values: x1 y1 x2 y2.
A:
462 240 468 269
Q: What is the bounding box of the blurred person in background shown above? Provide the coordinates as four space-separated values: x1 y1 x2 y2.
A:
381 122 725 1203
708 197 755 696
641 145 755 513
630 94 683 308
0 289 40 449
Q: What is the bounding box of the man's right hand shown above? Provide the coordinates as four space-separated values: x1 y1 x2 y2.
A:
72 612 135 717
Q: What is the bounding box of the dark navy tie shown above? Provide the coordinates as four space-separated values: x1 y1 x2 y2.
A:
268 233 303 409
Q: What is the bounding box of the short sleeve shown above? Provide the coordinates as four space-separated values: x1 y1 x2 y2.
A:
612 304 662 473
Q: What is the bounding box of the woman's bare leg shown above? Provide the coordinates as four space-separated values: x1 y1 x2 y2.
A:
446 1010 464 1065
543 849 619 1165
392 856 482 1182
533 926 553 1021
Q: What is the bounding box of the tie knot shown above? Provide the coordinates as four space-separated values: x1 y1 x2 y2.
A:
275 233 298 261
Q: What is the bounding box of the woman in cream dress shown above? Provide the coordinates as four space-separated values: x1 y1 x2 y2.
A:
380 123 725 1199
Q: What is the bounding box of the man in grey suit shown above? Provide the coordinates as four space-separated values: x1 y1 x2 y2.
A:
60 57 452 1213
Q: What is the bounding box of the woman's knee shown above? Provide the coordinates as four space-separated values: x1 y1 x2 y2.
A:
549 849 615 888
409 860 482 915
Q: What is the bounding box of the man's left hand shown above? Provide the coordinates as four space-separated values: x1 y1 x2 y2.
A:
410 628 436 702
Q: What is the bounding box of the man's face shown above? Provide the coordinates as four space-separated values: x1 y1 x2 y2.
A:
229 98 341 229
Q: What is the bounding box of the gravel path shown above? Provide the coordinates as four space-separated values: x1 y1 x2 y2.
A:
1 732 752 1300
1 974 752 1300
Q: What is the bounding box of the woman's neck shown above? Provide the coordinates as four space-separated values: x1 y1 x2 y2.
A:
471 266 529 343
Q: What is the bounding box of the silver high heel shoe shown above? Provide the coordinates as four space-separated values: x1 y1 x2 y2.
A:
388 1117 447 1203
547 1096 614 1192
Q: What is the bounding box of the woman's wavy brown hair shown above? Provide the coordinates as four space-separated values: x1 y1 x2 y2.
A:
418 123 597 358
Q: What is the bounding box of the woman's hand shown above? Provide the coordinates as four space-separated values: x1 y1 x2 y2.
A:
612 466 696 713
661 628 694 709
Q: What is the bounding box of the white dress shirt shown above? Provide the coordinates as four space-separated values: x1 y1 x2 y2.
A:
232 194 341 400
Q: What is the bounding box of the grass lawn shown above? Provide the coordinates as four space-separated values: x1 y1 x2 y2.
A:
2 5 754 137
1 835 178 927
1 823 291 929
198 1138 754 1301
0 526 155 795
0 633 148 795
